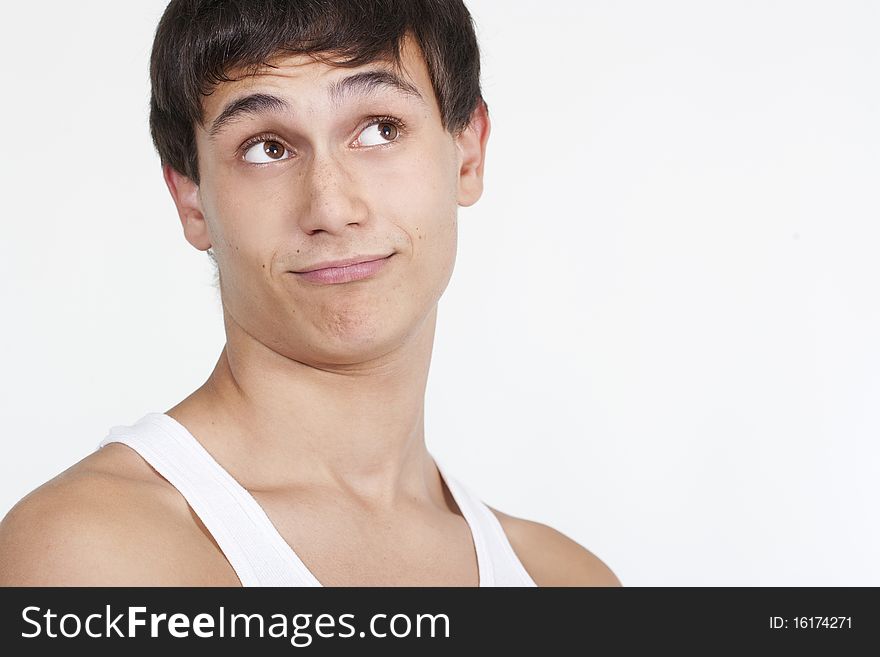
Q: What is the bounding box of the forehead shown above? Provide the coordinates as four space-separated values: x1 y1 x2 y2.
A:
200 35 438 128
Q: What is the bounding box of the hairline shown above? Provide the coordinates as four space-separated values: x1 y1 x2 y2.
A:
198 39 422 126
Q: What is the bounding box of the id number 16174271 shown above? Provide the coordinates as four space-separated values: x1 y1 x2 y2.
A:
769 617 852 630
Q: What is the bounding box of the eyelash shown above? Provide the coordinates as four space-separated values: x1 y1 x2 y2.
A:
238 115 407 163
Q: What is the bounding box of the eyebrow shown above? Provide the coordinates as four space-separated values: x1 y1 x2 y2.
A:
208 94 291 138
328 69 424 108
207 69 425 138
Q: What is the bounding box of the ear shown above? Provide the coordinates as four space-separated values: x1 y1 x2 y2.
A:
162 164 212 251
455 100 491 207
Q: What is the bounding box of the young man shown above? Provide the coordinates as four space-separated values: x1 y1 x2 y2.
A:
0 0 620 587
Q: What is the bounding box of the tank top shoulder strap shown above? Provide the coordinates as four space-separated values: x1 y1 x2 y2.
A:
96 412 319 587
433 458 538 587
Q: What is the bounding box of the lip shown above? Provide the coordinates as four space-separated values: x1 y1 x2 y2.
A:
295 254 394 273
293 254 394 285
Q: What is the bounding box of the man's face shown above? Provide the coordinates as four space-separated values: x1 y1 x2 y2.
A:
180 36 487 367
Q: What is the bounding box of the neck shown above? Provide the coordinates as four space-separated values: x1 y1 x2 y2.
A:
167 305 441 510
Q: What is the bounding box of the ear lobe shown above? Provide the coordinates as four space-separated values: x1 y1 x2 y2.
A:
456 100 491 208
162 164 212 251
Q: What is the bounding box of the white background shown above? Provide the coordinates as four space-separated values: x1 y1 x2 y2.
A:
1 1 878 586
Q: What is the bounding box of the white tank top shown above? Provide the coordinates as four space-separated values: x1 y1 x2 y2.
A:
96 412 537 587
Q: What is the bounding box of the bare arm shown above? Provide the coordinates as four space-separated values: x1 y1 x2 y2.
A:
0 473 209 586
490 506 622 587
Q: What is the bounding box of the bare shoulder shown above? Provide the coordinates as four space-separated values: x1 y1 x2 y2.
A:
0 444 234 586
488 506 622 587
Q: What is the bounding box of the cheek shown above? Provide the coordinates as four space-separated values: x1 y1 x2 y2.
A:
415 154 459 246
202 177 278 264
411 187 457 258
348 146 457 305
393 162 459 297
380 142 459 224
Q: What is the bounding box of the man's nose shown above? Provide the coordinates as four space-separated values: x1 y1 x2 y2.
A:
297 150 369 235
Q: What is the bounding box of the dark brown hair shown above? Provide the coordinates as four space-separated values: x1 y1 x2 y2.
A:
149 0 485 185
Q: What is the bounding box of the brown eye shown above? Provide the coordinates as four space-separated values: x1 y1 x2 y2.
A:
263 141 285 159
356 120 402 147
243 138 292 164
377 122 398 141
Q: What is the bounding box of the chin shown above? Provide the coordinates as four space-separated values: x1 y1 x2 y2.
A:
298 314 403 360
